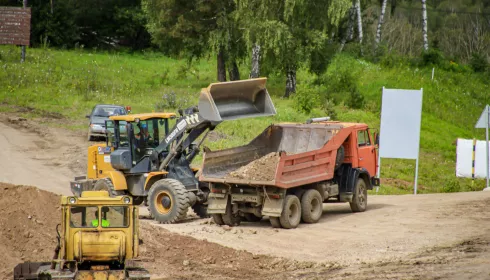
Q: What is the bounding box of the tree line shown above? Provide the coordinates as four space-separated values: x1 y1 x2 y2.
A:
2 0 490 96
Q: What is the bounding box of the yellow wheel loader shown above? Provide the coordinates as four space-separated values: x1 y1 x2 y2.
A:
13 191 149 280
70 78 276 224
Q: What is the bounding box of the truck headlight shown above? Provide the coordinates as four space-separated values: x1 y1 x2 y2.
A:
69 197 76 204
123 197 131 204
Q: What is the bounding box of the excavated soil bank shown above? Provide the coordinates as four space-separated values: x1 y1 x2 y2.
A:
0 183 299 280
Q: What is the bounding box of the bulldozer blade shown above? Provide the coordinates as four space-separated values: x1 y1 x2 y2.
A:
198 78 276 122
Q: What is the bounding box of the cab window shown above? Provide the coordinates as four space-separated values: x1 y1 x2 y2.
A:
357 130 371 147
70 206 98 228
105 206 129 228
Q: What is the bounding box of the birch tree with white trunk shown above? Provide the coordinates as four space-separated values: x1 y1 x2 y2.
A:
375 0 388 45
355 0 363 44
421 0 429 51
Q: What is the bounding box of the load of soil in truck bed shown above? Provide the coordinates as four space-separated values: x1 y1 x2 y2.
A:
225 152 280 182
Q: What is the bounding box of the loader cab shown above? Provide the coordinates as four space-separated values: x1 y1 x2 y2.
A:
61 191 139 265
105 113 176 171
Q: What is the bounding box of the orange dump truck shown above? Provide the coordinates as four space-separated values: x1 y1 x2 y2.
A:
199 118 380 229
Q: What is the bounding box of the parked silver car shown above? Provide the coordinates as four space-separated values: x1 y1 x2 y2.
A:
86 104 129 141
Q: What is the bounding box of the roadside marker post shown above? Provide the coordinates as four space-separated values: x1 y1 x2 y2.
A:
475 105 490 191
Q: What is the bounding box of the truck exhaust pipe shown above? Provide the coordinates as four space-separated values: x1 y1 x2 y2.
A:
198 78 276 122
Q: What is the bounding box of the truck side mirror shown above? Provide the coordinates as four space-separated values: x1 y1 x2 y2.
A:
374 133 379 146
86 114 91 118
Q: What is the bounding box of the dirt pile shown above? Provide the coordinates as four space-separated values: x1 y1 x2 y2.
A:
0 183 293 280
226 152 280 182
139 222 296 279
0 183 60 278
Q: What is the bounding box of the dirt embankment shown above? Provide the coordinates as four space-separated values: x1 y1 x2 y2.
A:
0 183 60 278
226 152 280 181
0 183 312 280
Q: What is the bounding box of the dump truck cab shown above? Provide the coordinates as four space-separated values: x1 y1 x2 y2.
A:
13 191 149 280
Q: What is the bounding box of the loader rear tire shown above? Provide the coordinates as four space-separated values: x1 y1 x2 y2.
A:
301 189 323 223
212 214 225 225
350 177 367 213
279 195 301 229
148 179 190 224
222 196 241 226
93 178 125 197
269 217 281 228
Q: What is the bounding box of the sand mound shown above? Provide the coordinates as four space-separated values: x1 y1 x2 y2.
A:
226 153 280 182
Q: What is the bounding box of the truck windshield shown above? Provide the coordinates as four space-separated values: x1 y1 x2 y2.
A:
70 206 129 228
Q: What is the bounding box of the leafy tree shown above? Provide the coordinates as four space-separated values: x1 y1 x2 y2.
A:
143 0 245 81
236 0 351 97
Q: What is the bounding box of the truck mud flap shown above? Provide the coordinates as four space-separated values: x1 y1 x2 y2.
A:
207 193 228 214
261 197 284 217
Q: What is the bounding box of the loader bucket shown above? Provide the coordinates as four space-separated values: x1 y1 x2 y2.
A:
198 78 276 122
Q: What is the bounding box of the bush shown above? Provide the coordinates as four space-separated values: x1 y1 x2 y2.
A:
322 98 338 120
293 85 320 114
155 90 190 111
422 49 445 67
320 55 365 110
470 53 488 73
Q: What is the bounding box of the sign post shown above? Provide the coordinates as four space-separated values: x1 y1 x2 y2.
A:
475 104 490 191
0 4 31 62
378 87 423 194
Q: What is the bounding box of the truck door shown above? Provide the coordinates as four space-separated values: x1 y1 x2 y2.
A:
356 129 376 177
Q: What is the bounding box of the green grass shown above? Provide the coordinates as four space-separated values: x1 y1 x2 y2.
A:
1 46 488 193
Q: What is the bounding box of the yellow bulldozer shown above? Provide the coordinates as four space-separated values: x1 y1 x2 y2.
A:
70 78 276 224
13 191 149 280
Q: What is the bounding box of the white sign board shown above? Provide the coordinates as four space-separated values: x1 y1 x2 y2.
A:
379 88 423 159
456 139 490 178
475 105 489 128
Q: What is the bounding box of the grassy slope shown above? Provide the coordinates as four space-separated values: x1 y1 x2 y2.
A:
1 46 488 194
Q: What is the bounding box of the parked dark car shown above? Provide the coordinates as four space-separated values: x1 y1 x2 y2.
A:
86 104 129 141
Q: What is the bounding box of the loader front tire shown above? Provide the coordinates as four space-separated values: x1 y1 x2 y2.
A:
93 178 125 197
148 179 190 224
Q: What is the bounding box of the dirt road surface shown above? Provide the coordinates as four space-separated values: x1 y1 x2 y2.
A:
1 112 490 279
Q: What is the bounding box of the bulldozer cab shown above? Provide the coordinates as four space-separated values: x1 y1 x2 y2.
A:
62 191 139 263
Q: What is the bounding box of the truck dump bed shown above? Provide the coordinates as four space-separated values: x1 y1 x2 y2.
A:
200 123 355 188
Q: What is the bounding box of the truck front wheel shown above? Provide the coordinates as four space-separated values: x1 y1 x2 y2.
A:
350 177 368 212
301 189 323 223
279 195 301 229
148 179 190 224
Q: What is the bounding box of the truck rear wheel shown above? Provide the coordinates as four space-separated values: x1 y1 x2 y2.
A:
269 217 281 228
279 195 301 229
93 178 125 197
192 203 209 218
148 179 190 224
222 197 241 226
243 213 262 222
301 189 323 223
350 177 367 212
212 214 225 225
